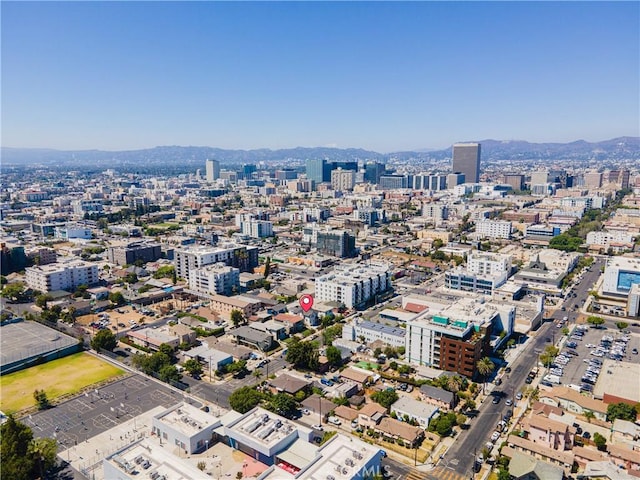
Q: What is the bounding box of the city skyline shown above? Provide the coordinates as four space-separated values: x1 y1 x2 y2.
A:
2 1 639 152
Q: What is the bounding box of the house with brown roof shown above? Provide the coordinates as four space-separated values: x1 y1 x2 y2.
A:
301 394 335 421
268 373 311 396
339 367 372 389
273 313 305 334
357 403 387 429
607 444 640 472
375 417 424 448
540 386 608 422
505 435 574 472
522 414 575 451
333 405 359 423
530 401 563 418
572 446 608 469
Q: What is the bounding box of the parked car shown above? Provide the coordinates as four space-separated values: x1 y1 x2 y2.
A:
328 416 342 426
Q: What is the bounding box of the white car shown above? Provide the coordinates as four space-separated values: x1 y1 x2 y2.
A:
491 431 500 442
328 416 342 426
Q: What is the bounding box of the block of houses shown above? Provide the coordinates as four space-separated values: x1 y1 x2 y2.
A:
390 396 439 429
357 403 387 430
539 386 608 421
374 417 424 448
419 384 456 411
521 414 575 451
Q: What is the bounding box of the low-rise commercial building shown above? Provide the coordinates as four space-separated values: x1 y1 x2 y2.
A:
151 402 221 454
341 320 405 349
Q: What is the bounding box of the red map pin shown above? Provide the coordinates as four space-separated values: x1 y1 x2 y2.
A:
299 294 314 312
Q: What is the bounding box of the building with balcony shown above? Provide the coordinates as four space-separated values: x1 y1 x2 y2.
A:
25 260 99 293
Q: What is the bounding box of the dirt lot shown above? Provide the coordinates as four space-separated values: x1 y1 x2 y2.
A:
76 305 148 329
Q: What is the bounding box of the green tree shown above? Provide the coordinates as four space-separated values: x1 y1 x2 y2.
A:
1 415 58 480
370 390 399 410
263 257 271 278
35 294 53 309
325 345 342 367
1 282 26 302
583 410 595 423
593 432 607 451
561 327 570 336
27 437 58 480
158 343 176 360
269 393 298 418
231 309 245 327
183 359 203 377
108 291 125 306
587 316 605 328
616 321 629 331
91 328 117 352
158 365 181 384
476 357 495 392
33 389 50 410
124 272 138 284
229 386 262 413
607 402 637 422
447 375 463 394
153 266 176 279
497 468 510 480
286 338 319 370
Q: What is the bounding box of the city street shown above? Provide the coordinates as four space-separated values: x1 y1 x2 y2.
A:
442 257 605 477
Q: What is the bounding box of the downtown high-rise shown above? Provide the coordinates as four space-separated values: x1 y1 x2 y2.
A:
452 143 481 183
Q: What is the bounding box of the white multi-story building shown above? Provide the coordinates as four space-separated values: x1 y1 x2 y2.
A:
54 224 93 241
422 204 449 222
205 159 220 181
315 263 391 309
241 220 273 238
586 230 635 246
151 402 222 454
467 252 512 276
25 260 99 293
174 244 258 281
188 263 240 296
476 220 512 239
331 168 356 192
342 319 405 348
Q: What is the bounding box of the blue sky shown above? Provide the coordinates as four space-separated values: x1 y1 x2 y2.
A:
2 1 638 152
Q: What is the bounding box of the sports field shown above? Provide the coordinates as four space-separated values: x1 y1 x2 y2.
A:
0 352 124 413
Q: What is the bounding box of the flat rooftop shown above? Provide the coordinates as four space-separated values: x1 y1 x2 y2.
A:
230 408 298 448
154 403 220 437
593 359 640 404
298 434 381 480
105 439 204 480
1 320 78 368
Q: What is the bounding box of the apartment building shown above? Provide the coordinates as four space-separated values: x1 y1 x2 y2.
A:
476 220 512 240
188 263 240 296
107 241 162 266
315 263 392 309
25 260 99 293
342 319 405 348
174 244 258 280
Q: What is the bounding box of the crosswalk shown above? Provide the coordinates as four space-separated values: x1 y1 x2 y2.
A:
404 466 468 480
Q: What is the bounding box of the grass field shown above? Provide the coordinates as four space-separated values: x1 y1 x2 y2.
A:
0 352 124 413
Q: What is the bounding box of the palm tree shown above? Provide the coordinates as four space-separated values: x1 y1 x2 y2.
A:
447 375 463 394
584 410 595 423
476 357 495 394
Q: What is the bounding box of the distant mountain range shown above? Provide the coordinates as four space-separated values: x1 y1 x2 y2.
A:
2 137 638 168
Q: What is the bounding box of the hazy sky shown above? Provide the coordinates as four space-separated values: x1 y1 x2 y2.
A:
2 1 638 152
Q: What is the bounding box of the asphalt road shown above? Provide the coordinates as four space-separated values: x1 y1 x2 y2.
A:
442 257 605 476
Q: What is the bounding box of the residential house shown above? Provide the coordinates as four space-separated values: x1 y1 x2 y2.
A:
607 444 640 473
229 326 274 351
505 435 574 472
339 367 373 390
357 403 386 430
612 419 640 444
539 387 608 422
273 313 305 335
169 324 197 346
390 396 439 429
268 374 311 396
300 394 335 421
333 405 359 424
208 294 262 321
522 414 575 451
375 417 424 448
581 460 639 480
572 446 608 469
419 384 456 411
507 451 564 480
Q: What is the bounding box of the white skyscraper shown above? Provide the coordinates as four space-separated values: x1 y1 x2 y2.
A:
205 159 220 182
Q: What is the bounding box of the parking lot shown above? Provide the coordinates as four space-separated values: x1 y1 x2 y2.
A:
544 323 640 393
